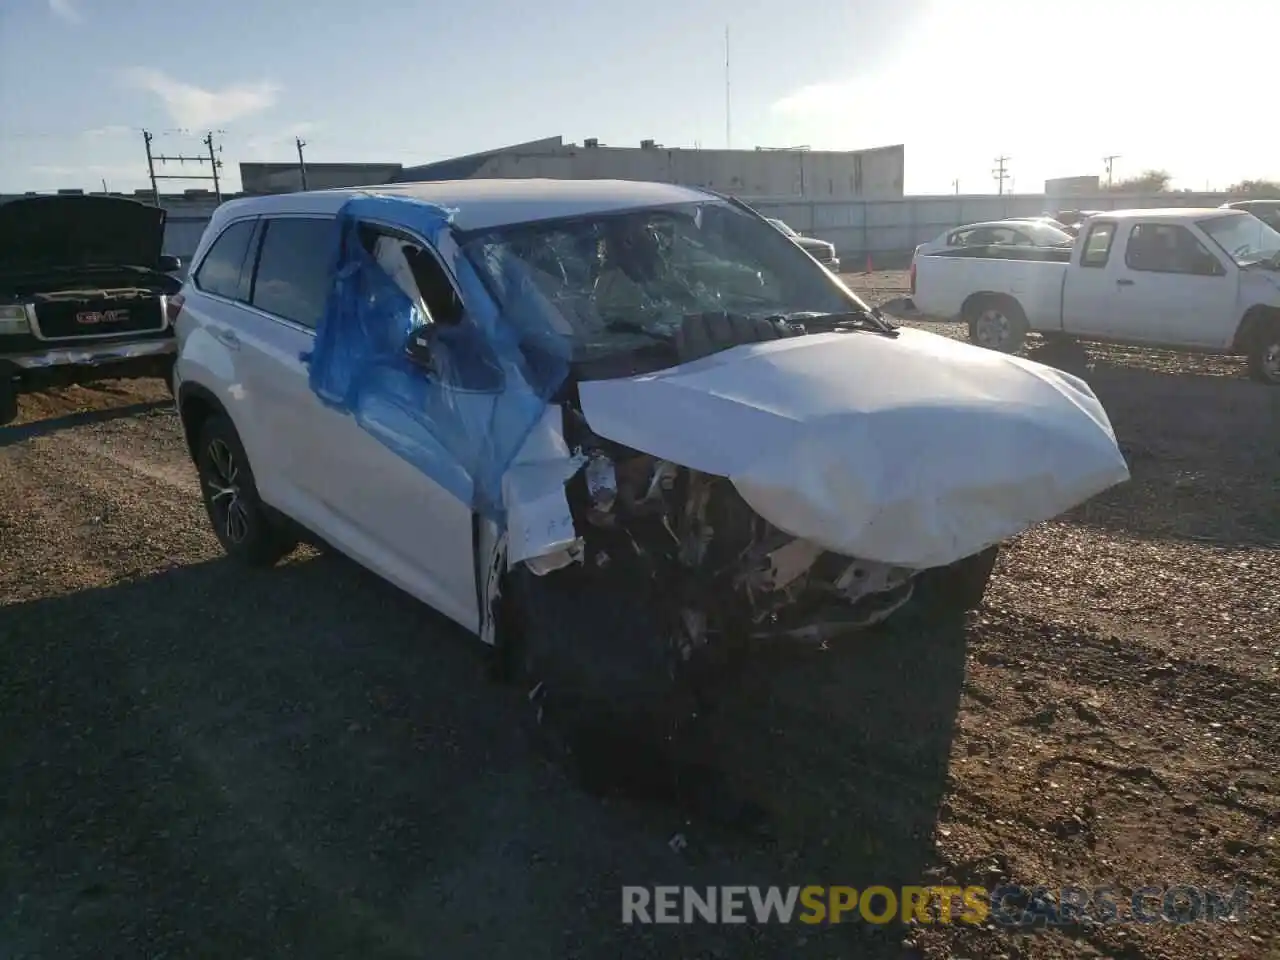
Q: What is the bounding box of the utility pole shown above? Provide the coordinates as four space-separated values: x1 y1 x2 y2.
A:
1103 154 1120 189
952 178 960 194
143 131 159 205
724 25 732 150
296 136 309 190
144 129 224 204
203 131 223 202
992 155 1010 196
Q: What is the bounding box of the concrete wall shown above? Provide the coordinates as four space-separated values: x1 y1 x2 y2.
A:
3 188 1242 274
472 143 905 199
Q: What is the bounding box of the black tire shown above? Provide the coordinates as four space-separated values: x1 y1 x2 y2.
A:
1246 319 1280 386
912 545 1000 618
504 564 752 817
966 296 1028 353
195 414 297 566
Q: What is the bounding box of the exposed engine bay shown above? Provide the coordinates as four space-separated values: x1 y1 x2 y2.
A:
559 416 922 653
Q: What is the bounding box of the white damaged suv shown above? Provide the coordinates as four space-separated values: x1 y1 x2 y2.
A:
172 179 1129 769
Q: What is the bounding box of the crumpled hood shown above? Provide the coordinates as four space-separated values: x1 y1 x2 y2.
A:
0 194 168 271
577 326 1130 569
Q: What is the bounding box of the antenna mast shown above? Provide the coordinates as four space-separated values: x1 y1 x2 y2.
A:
725 25 732 150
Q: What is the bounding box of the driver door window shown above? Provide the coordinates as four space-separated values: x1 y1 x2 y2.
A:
1114 222 1232 346
1125 223 1222 276
357 223 465 325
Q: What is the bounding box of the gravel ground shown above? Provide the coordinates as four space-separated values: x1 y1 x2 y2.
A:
2 275 1278 959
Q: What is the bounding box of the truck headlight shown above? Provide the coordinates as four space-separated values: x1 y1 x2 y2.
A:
0 304 31 335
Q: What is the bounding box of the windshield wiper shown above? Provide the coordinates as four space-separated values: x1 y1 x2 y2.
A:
780 308 900 337
602 318 675 343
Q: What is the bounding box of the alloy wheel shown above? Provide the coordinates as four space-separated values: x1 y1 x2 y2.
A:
974 309 1011 350
204 438 250 544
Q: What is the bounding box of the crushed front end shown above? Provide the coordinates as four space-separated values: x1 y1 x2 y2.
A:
560 412 943 656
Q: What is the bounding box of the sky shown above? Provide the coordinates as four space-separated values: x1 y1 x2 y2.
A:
2 0 1276 196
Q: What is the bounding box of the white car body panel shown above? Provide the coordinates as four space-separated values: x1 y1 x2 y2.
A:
578 327 1130 570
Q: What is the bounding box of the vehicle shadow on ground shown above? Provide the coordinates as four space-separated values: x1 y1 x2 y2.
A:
0 553 965 959
0 400 172 447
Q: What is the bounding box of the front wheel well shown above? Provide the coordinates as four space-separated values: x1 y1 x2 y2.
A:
961 291 1025 322
1231 305 1280 353
177 384 227 463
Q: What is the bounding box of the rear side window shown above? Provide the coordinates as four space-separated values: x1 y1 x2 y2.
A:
1080 221 1116 268
250 217 337 329
194 219 256 299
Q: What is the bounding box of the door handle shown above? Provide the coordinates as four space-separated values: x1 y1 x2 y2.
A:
214 329 241 349
1116 279 1135 286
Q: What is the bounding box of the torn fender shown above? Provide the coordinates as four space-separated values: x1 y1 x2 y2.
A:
577 327 1130 570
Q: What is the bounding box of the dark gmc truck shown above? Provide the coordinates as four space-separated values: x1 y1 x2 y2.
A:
0 194 183 425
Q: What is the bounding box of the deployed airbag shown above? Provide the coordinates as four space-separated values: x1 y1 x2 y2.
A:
577 327 1130 569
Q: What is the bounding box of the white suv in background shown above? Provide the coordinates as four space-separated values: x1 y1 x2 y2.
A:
170 179 1128 775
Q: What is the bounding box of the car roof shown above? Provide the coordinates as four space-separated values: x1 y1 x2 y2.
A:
1087 207 1238 221
211 178 720 233
947 220 1052 233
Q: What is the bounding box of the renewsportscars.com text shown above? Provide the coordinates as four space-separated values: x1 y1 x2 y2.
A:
621 884 1249 927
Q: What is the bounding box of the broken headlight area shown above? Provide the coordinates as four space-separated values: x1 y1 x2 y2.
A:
536 414 929 661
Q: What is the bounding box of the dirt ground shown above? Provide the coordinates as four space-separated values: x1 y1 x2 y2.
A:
2 272 1278 959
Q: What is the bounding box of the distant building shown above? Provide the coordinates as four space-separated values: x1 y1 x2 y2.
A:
238 162 404 195
1045 175 1102 202
231 137 904 200
393 136 905 199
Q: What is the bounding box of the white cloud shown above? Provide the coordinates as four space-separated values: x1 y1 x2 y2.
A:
123 68 279 129
48 0 82 24
772 81 861 119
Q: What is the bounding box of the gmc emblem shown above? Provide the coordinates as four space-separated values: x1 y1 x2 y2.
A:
76 309 129 325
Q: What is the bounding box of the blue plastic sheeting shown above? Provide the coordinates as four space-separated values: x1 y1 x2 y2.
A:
307 194 570 522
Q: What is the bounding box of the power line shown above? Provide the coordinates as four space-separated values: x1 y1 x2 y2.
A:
992 155 1011 195
142 129 224 204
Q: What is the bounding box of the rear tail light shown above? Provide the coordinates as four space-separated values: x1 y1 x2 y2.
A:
165 293 185 325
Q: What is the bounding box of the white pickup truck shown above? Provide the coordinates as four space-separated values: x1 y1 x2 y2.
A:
910 207 1280 384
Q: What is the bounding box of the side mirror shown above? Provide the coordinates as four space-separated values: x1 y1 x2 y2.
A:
158 254 182 273
404 325 436 373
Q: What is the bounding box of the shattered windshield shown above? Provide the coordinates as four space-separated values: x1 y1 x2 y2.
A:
1198 213 1280 267
460 201 859 359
